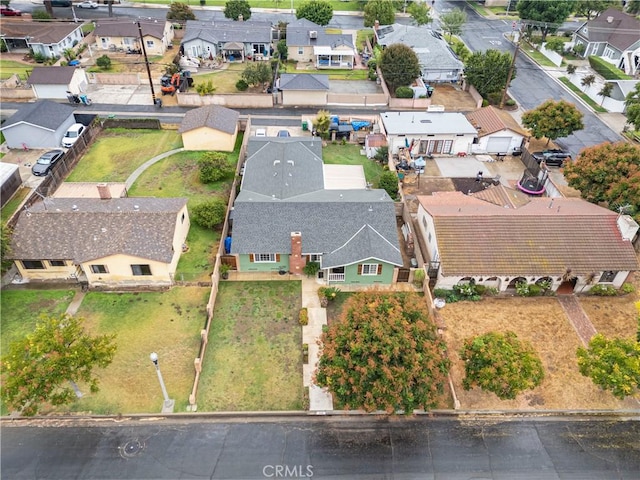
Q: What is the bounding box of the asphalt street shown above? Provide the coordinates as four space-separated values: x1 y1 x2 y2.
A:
2 416 639 479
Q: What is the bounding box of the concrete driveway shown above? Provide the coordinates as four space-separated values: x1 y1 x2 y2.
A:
329 80 382 94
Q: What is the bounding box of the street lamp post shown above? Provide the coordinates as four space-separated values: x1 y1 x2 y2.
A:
149 352 175 413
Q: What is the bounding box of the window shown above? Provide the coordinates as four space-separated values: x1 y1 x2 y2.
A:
309 254 322 263
146 40 154 48
253 253 276 263
22 260 45 270
360 263 380 276
298 47 303 55
600 271 617 283
603 46 615 58
49 260 66 267
131 264 152 276
90 264 108 274
422 217 428 229
181 213 185 224
428 232 432 243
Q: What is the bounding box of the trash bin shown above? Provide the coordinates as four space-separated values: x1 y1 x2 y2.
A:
302 121 308 131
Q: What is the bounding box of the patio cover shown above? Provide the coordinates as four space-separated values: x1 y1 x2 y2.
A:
313 45 355 56
223 42 244 51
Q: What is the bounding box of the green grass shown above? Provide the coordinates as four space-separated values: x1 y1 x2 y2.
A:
588 55 632 80
1 187 30 224
65 128 182 182
197 281 303 411
522 44 558 68
558 77 608 113
356 29 374 52
0 59 33 81
67 287 210 414
322 143 385 185
283 62 369 80
191 63 245 94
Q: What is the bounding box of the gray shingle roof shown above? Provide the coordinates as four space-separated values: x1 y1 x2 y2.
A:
286 18 354 49
9 197 188 264
94 19 166 39
578 8 640 51
0 21 82 44
27 66 76 85
182 19 272 44
0 100 76 131
178 105 239 134
279 73 330 91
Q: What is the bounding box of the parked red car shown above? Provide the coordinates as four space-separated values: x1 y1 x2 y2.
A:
1 6 22 16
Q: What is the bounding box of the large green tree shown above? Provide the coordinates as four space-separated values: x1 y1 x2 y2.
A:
1 314 116 416
440 8 467 40
407 1 432 26
379 43 421 91
198 151 235 183
563 142 640 220
577 334 640 399
460 331 545 400
315 292 450 413
464 49 515 98
521 99 584 145
625 82 640 131
191 199 227 229
573 0 621 20
166 2 195 21
516 0 574 41
363 0 395 27
628 0 640 14
296 0 333 26
224 0 251 21
241 62 272 86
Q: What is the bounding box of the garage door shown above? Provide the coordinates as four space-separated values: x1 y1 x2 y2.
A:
486 136 511 153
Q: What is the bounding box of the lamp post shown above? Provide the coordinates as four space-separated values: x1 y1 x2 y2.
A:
136 20 160 107
149 352 174 413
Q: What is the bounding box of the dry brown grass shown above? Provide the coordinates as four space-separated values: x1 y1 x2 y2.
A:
440 295 640 411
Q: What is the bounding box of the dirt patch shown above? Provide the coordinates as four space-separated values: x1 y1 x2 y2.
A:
439 296 639 410
430 84 478 112
401 176 499 214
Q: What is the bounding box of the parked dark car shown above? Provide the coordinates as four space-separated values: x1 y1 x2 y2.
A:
32 150 65 176
531 149 571 167
1 6 22 15
277 130 290 137
329 123 353 139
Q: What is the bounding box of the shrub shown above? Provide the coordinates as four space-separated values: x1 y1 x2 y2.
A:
197 152 234 183
191 199 226 229
235 79 249 91
621 283 635 294
31 9 52 20
487 91 502 105
195 80 215 96
589 284 618 296
373 146 388 165
413 268 425 287
588 55 632 80
32 52 47 64
96 55 111 70
299 308 309 326
505 99 516 107
527 284 542 296
303 262 320 277
515 280 530 297
378 171 399 199
395 86 414 98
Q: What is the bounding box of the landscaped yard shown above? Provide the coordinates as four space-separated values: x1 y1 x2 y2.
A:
191 63 249 94
66 287 210 414
440 295 639 411
1 186 30 224
66 129 182 182
0 59 33 81
283 63 369 80
197 281 303 411
322 143 384 185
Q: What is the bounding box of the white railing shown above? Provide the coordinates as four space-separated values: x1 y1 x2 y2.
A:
328 273 345 282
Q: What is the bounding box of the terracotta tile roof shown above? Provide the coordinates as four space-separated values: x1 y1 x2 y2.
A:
418 192 639 276
178 105 239 135
465 106 528 137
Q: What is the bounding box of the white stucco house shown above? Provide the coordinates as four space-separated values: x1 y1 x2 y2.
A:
379 111 477 156
465 106 528 155
27 66 89 100
0 21 85 59
417 190 639 294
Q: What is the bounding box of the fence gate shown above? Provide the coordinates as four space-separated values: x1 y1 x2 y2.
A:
220 255 237 269
396 268 410 283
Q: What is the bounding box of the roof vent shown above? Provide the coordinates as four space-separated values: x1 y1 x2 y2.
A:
607 16 614 23
368 205 373 212
134 205 139 211
420 119 432 123
287 160 294 166
72 205 78 211
309 30 317 39
273 160 280 166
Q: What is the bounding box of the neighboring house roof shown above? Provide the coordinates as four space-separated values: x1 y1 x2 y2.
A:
470 184 532 209
94 19 166 39
380 111 477 135
0 100 75 132
182 19 272 45
0 21 82 44
576 8 640 51
366 133 387 147
418 192 639 276
232 138 402 268
465 106 528 137
9 197 188 264
278 73 330 91
286 18 354 49
27 66 76 85
375 24 463 72
0 162 20 183
178 105 239 135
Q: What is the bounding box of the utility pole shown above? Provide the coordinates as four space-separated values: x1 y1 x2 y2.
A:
137 20 159 107
500 22 522 109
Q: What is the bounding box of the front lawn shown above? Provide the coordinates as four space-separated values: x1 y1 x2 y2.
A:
0 59 33 81
191 63 246 94
66 128 182 182
558 77 608 113
68 287 210 414
197 281 303 411
322 143 385 185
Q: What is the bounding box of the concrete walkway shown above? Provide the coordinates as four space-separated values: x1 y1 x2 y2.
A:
557 295 597 346
301 277 333 412
125 148 184 189
65 290 86 316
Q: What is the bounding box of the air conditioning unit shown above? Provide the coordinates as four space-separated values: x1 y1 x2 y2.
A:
309 31 317 39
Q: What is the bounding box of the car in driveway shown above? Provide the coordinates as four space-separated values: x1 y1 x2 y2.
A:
62 123 86 148
531 149 571 167
32 150 65 177
78 1 98 8
277 130 290 137
1 6 22 15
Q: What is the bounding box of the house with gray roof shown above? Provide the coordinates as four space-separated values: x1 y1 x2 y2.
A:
8 197 190 288
181 19 273 62
93 19 174 55
27 66 89 100
286 18 356 69
230 137 403 284
178 105 240 151
572 8 640 77
0 100 76 149
277 73 330 106
375 24 464 84
0 20 85 59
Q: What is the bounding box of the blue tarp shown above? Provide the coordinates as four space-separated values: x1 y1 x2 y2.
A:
351 121 370 131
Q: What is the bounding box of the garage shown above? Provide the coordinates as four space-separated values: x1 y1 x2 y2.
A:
486 136 512 154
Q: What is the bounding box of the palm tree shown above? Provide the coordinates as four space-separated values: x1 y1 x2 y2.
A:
581 74 595 92
598 82 614 106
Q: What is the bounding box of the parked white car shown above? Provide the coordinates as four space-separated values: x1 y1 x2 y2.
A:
62 123 86 148
78 1 98 8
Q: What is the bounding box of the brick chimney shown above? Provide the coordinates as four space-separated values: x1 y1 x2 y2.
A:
289 231 305 275
97 183 111 199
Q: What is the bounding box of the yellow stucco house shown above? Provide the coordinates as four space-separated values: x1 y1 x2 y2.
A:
93 19 174 56
178 105 240 151
8 197 190 288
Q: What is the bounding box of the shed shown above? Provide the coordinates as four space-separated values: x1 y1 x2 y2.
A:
365 133 387 159
0 100 76 149
178 105 240 151
27 66 89 100
278 73 330 106
0 163 22 207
